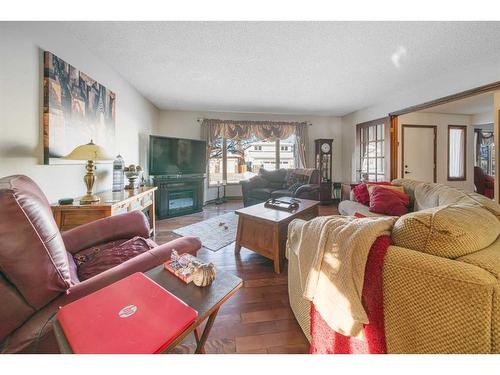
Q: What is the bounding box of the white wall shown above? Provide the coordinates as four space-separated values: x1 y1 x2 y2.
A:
0 22 159 203
156 110 342 201
471 110 493 126
397 112 474 191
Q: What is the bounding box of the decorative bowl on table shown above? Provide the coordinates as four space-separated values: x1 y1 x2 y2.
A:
124 165 143 190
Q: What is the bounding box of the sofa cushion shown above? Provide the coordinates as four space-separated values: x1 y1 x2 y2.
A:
271 189 294 199
458 238 500 279
392 204 500 259
369 186 410 216
338 200 387 218
249 187 274 201
286 171 309 186
260 168 288 188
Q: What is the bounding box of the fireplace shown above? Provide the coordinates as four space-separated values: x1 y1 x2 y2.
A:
152 176 204 219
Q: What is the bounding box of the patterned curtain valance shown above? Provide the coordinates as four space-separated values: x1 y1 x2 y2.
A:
201 118 307 144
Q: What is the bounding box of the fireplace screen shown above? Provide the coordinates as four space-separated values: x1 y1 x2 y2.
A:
168 190 195 213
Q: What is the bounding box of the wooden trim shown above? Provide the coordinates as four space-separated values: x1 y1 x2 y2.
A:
447 125 467 181
389 81 500 117
357 117 389 129
401 124 437 183
390 115 399 180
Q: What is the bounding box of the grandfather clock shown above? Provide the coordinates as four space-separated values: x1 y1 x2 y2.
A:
314 139 334 204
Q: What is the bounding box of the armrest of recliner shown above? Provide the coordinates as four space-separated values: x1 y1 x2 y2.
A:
66 236 201 301
62 211 150 254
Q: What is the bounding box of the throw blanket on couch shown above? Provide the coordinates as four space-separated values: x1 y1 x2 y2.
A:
287 215 396 341
310 235 392 353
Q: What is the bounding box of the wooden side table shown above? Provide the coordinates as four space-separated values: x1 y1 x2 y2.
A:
52 266 242 354
51 186 157 236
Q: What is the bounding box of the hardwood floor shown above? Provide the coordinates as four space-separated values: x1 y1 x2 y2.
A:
155 199 338 354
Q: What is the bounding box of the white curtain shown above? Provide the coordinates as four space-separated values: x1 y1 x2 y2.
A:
449 128 465 178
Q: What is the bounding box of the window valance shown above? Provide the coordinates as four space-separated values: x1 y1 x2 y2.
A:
201 118 307 144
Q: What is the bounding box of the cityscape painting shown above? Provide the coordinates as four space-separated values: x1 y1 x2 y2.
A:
43 51 115 164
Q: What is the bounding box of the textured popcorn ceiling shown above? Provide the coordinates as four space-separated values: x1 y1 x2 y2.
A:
64 21 500 116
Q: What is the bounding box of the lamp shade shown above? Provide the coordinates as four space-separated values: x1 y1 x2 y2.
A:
63 140 113 161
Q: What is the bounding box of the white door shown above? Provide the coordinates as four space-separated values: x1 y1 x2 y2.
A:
402 126 436 182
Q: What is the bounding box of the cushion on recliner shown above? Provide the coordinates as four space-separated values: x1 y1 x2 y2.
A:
249 187 274 201
0 273 36 342
392 203 500 259
0 175 72 309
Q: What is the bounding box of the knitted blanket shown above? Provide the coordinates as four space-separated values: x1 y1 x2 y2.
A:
288 215 396 337
309 235 392 354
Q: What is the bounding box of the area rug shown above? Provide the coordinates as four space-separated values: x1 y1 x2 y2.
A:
173 212 238 251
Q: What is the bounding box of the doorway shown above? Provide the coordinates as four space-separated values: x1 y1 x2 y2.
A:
401 125 437 182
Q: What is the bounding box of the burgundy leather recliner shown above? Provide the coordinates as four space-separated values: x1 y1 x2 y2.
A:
0 175 201 353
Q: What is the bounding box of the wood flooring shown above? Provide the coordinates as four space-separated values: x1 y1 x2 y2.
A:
155 200 338 354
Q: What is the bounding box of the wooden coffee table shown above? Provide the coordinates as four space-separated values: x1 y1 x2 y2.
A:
52 266 242 354
235 198 319 273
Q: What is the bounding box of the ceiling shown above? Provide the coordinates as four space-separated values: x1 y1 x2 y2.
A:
420 92 493 115
63 21 500 116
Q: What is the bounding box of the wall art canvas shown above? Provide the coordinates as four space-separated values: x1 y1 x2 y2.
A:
43 51 116 164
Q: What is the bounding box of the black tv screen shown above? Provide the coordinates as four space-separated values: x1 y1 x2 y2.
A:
149 135 207 176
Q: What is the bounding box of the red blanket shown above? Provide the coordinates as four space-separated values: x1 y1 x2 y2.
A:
309 235 392 354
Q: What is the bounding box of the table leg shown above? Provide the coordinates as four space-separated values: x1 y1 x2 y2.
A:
234 216 243 254
273 225 283 274
194 308 220 354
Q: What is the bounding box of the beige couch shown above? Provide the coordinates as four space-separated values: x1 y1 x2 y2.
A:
287 179 500 353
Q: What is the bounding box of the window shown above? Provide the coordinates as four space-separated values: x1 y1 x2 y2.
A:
448 125 467 181
357 119 386 182
208 134 297 185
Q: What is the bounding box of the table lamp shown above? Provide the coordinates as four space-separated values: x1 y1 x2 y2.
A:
63 140 113 204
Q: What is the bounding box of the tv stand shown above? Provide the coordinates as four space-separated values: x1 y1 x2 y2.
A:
151 175 204 219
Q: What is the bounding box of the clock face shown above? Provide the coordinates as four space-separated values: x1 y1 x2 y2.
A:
321 143 331 153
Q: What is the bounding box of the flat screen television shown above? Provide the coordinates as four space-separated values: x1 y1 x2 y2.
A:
149 135 207 176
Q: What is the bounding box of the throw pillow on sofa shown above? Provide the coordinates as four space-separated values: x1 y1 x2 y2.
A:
352 181 392 206
369 186 410 216
367 183 405 196
392 203 500 259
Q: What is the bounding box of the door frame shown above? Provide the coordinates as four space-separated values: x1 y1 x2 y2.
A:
401 124 437 183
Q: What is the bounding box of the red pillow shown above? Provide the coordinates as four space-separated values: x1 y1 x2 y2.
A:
369 186 410 216
353 182 392 206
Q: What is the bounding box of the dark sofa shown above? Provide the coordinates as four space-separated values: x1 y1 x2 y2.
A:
240 168 320 207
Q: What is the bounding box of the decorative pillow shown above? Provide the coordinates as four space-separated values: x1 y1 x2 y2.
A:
369 186 409 216
286 172 308 188
288 182 303 194
367 184 405 196
352 182 392 206
392 204 500 259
